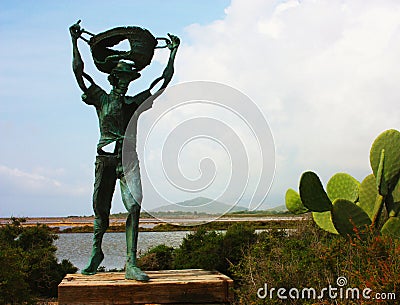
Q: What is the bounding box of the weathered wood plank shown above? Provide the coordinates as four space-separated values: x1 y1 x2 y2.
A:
58 269 233 305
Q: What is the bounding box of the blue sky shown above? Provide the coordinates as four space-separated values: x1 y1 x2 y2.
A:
1 0 400 217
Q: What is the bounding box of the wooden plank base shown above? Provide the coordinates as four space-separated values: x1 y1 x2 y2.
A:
58 269 233 305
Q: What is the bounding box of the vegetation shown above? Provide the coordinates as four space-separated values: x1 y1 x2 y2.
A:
286 129 400 238
137 220 399 305
225 209 291 216
138 223 257 277
232 221 399 305
137 245 175 271
61 224 125 233
0 218 77 304
120 208 291 219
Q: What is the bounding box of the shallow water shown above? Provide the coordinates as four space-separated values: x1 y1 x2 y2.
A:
55 231 191 271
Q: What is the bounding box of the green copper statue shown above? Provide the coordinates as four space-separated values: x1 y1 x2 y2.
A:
69 20 179 281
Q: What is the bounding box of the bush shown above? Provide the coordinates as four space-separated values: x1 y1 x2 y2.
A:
0 243 31 304
341 230 400 305
173 227 225 271
138 224 257 276
137 244 174 270
222 223 257 271
232 220 400 305
0 218 77 303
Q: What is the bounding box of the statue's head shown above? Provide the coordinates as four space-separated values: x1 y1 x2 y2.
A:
108 61 140 95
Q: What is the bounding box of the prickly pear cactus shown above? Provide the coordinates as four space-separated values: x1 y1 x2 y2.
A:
357 174 379 220
327 173 360 202
312 211 338 234
381 217 400 238
388 179 400 217
380 174 400 238
299 171 332 212
385 194 399 218
370 129 400 192
331 199 372 236
375 149 388 195
285 188 308 214
285 128 400 238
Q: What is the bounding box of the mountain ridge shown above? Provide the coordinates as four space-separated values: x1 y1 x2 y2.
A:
151 196 248 214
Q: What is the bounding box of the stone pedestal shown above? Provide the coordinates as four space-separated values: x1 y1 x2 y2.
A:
58 269 233 305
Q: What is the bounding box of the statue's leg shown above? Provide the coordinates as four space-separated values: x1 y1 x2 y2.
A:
119 163 149 281
82 156 117 275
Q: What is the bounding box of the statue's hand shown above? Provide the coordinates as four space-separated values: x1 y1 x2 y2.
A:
69 20 83 40
167 33 180 50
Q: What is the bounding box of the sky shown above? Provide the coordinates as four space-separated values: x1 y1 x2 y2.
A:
1 0 400 217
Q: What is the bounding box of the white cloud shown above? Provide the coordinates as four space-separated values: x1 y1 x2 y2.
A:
0 165 89 197
258 0 300 39
172 0 400 206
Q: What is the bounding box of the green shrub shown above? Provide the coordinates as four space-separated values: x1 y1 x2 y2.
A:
0 243 31 304
172 223 257 276
137 244 174 270
138 224 257 276
0 218 78 302
173 227 224 271
222 223 257 272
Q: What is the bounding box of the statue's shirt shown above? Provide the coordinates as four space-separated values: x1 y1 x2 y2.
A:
82 84 151 154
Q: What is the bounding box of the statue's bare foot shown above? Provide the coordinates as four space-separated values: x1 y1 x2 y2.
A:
125 264 149 281
81 250 104 275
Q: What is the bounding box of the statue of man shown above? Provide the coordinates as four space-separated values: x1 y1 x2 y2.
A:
69 21 179 281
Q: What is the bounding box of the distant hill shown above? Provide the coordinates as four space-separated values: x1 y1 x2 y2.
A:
151 197 247 214
265 204 288 213
228 204 290 215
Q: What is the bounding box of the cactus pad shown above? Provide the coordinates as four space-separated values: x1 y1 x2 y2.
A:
358 174 379 220
327 173 360 202
331 198 372 236
393 178 400 203
386 180 400 217
381 216 400 238
375 149 388 195
312 211 338 234
285 188 308 214
370 129 400 192
299 171 332 212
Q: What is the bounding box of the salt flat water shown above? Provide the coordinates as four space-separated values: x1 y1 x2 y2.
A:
55 231 191 271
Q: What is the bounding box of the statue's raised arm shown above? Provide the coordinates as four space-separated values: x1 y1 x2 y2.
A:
148 34 180 93
69 20 95 92
129 34 180 107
